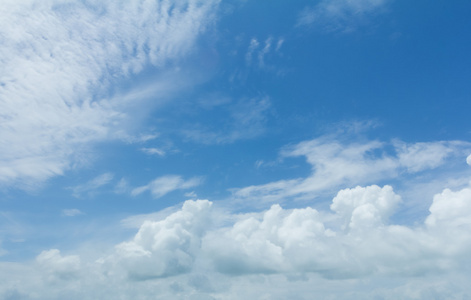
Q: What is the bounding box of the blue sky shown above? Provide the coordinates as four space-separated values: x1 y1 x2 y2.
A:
1 0 471 299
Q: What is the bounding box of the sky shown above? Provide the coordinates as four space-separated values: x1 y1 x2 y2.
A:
1 0 471 299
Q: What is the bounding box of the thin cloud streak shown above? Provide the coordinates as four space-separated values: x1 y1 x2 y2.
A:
132 175 204 199
68 173 114 198
297 0 390 32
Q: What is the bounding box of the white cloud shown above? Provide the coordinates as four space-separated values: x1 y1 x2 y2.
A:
297 0 389 32
208 183 471 279
395 140 465 172
185 191 198 198
125 133 160 144
467 154 471 166
245 37 284 69
426 187 471 230
2 181 471 298
330 185 401 230
111 200 212 280
141 147 166 156
119 181 471 281
275 38 284 52
132 175 204 199
233 136 471 205
245 38 260 65
0 0 219 188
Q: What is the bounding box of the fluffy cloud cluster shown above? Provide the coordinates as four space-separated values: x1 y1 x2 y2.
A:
0 0 218 188
36 249 81 281
206 184 471 279
111 200 212 280
3 182 469 299
119 181 471 280
331 185 401 230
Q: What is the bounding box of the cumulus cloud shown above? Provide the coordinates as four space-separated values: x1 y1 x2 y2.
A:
467 154 471 166
2 182 470 298
207 183 471 279
426 187 471 229
298 0 389 32
0 0 219 188
111 200 212 280
36 249 81 281
132 175 204 198
330 185 401 230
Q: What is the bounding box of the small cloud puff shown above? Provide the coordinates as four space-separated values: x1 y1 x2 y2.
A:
112 184 471 280
141 147 166 156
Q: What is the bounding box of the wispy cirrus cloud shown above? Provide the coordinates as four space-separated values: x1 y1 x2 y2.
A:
297 0 390 32
132 175 204 199
140 148 166 157
245 37 284 69
0 0 219 189
233 135 471 205
68 173 114 198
